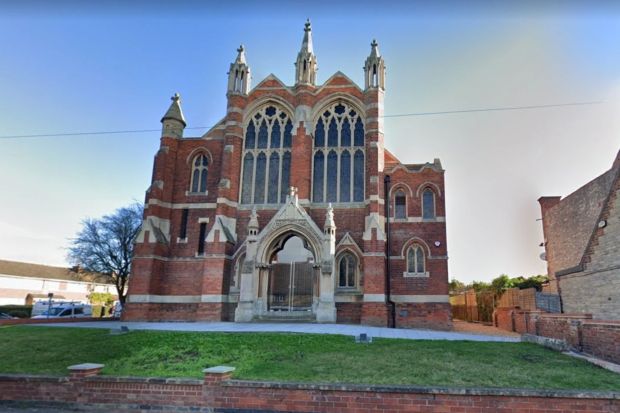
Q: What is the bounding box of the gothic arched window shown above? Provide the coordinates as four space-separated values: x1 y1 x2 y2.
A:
312 101 365 203
394 189 406 219
422 188 436 219
190 154 209 193
241 105 293 204
406 245 425 274
338 252 357 288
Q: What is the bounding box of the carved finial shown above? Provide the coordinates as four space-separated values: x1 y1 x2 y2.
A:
248 206 259 236
324 203 336 233
304 18 311 32
171 92 180 102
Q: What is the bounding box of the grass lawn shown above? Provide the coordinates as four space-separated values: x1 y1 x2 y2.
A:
1 326 619 391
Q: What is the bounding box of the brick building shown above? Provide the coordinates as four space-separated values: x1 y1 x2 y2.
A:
538 149 620 319
123 21 451 329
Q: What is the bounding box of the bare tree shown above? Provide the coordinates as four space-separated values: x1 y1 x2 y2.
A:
68 203 143 304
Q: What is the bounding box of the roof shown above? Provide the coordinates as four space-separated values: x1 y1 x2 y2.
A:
0 259 111 284
542 149 620 275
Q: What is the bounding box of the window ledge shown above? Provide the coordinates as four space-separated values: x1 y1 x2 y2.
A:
335 288 362 295
176 237 188 244
393 218 408 222
186 191 209 196
403 272 429 278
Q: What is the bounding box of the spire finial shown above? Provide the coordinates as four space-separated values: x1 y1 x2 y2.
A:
171 92 180 102
305 19 311 31
235 44 247 64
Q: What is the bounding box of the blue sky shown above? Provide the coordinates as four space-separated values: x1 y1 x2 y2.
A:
1 1 619 283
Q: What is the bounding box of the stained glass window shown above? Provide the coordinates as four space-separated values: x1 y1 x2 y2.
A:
340 150 351 202
327 151 338 203
190 154 209 193
241 153 253 203
313 151 324 202
268 152 280 203
241 105 293 204
270 121 280 148
395 190 406 219
407 245 425 274
312 101 365 203
423 188 435 219
257 119 268 149
254 153 267 204
338 253 357 288
354 150 364 202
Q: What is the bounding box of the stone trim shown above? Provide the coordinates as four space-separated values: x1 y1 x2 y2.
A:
127 294 237 304
222 380 620 399
390 295 449 303
147 199 217 209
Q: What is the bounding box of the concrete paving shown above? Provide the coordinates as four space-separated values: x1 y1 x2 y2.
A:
33 321 520 342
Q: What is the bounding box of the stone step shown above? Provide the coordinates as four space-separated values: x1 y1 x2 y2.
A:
255 311 316 323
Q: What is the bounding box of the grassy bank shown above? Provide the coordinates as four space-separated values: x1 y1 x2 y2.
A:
1 326 619 390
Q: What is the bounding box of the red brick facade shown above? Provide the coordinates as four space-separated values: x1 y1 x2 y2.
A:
123 26 451 329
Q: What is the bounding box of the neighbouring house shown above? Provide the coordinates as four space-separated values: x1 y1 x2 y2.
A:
123 21 451 329
0 259 117 306
538 149 620 319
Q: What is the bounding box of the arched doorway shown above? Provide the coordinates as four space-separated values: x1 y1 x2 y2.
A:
267 235 317 312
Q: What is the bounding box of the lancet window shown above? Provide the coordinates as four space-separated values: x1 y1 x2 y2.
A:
312 101 365 203
241 105 293 204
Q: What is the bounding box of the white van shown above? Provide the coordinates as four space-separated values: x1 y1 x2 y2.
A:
32 300 82 317
31 303 92 319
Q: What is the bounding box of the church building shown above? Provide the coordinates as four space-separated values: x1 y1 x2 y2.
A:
123 21 451 329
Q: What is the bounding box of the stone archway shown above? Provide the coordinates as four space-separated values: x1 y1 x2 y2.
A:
234 189 337 323
266 234 317 313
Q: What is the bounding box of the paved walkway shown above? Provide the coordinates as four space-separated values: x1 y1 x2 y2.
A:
35 321 520 342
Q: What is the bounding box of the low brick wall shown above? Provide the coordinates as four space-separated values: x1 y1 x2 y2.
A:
0 317 117 326
582 322 620 365
0 367 618 413
494 308 620 364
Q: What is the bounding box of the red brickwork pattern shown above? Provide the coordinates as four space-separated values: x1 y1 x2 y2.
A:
494 309 620 365
1 372 618 413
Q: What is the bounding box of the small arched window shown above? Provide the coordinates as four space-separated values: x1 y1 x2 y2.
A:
338 253 357 288
422 188 435 219
406 245 425 274
191 154 209 193
394 190 406 219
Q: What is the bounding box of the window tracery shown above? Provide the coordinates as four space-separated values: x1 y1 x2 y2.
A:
338 252 357 288
241 105 293 204
312 101 365 203
190 154 209 193
406 245 425 275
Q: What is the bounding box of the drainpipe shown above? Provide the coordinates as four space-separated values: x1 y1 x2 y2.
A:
384 175 396 328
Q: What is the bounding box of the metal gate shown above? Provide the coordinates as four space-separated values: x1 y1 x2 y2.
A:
268 262 314 311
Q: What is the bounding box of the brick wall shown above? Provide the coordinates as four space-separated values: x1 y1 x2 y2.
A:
494 309 620 364
582 322 620 365
1 369 618 413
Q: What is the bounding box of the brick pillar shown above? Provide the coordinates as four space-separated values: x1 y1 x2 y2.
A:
67 363 104 379
203 366 235 386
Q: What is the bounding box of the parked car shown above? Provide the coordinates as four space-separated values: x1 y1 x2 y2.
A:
0 312 15 319
31 303 92 319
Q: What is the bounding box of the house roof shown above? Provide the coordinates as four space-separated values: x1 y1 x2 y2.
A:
542 149 620 275
0 259 111 284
